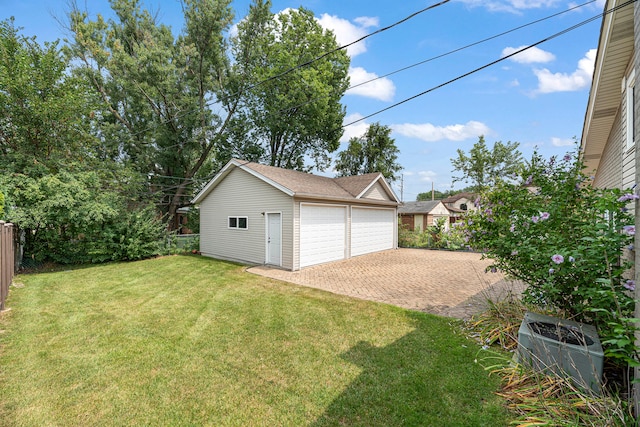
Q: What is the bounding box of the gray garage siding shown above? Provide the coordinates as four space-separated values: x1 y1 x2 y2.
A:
199 168 294 269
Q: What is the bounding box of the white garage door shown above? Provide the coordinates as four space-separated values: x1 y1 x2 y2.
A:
300 204 347 267
351 207 395 257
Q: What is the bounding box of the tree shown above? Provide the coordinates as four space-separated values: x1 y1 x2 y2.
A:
334 122 402 181
67 0 238 230
0 18 162 264
231 3 350 171
0 18 98 174
68 0 351 229
451 136 522 191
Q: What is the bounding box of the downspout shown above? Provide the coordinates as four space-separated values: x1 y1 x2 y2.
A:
634 0 640 415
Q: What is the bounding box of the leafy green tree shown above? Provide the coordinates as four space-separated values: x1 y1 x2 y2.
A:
416 187 475 201
0 18 161 264
68 0 237 230
334 122 402 181
68 0 351 229
231 2 350 171
451 136 522 191
0 18 98 174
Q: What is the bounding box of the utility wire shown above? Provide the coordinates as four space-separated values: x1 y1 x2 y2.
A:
274 0 598 119
342 0 634 129
347 0 598 92
144 0 598 152
116 0 452 140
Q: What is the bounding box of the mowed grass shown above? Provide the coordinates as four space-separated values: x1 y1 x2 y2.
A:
0 255 511 426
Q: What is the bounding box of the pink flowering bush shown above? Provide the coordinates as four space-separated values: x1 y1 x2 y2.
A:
463 151 638 366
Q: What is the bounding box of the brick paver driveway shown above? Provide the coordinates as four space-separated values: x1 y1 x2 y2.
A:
248 248 524 319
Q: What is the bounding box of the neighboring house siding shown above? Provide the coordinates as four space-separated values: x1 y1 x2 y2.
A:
199 168 294 269
362 182 391 201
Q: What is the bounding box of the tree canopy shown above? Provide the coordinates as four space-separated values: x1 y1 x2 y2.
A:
451 136 523 191
230 2 350 171
416 187 475 201
67 0 351 229
0 17 163 264
334 122 402 182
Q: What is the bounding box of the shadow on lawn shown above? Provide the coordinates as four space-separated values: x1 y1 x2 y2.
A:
310 313 505 427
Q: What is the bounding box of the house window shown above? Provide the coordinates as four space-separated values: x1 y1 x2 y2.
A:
625 69 636 151
460 203 468 211
228 216 248 229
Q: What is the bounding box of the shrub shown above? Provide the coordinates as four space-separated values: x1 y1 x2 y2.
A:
463 151 638 367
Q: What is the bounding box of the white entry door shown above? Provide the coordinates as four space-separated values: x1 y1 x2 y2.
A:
266 213 281 266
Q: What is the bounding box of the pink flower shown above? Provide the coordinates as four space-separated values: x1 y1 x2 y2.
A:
551 254 564 264
531 215 540 223
623 225 636 236
618 194 639 202
540 212 550 220
624 280 636 291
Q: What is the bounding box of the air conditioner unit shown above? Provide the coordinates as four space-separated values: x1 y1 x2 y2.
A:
517 312 603 394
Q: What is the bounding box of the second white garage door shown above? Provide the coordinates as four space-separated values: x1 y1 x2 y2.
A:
300 204 347 267
351 207 395 257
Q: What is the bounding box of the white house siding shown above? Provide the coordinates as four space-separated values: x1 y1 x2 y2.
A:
199 168 294 269
362 182 391 201
593 108 624 189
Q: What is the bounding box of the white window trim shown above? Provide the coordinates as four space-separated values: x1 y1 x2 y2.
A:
228 216 249 230
625 69 636 151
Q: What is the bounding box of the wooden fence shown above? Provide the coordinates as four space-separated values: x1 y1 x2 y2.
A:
0 221 15 312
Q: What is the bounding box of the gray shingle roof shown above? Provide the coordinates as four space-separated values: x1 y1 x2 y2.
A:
398 200 442 214
192 159 399 205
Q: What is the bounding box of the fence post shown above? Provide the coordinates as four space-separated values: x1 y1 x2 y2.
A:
0 221 15 312
0 220 6 311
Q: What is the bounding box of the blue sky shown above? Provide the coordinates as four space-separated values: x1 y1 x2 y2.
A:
2 0 607 201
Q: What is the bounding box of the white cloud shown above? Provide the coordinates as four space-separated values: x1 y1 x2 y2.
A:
316 13 378 57
354 16 379 27
502 46 555 64
551 137 575 147
458 0 563 13
533 49 596 93
418 171 437 182
392 121 491 142
341 113 370 142
345 67 395 101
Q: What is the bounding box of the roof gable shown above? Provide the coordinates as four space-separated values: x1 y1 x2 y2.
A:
192 159 400 205
442 192 476 203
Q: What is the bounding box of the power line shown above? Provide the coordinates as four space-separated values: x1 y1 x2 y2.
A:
346 0 598 93
342 0 634 129
273 0 598 120
97 0 452 141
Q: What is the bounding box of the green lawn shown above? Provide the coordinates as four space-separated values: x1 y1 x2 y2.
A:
0 255 511 426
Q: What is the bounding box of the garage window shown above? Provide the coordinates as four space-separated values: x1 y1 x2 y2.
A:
228 216 248 229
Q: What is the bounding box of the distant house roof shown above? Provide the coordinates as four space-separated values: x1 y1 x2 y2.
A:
192 159 400 205
442 192 476 204
398 200 443 214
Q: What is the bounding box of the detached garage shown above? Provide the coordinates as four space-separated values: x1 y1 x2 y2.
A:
192 159 399 270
